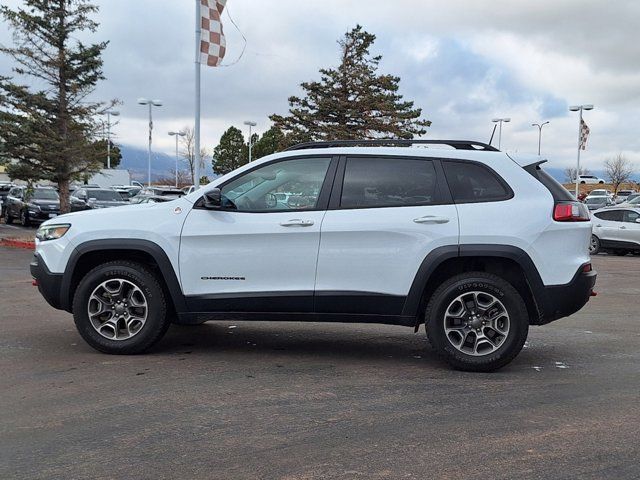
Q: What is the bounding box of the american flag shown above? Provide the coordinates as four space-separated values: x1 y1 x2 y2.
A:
200 0 227 67
579 119 590 150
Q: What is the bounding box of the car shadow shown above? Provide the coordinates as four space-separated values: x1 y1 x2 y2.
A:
156 321 441 366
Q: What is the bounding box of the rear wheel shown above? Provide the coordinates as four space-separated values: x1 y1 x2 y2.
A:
4 208 12 224
72 261 170 354
425 272 529 372
589 235 600 255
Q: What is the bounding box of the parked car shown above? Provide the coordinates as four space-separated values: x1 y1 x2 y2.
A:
584 196 614 210
30 139 596 372
4 186 60 226
0 182 15 217
615 189 637 204
590 207 640 255
182 185 196 195
133 195 179 204
588 189 612 198
71 188 129 209
140 186 186 197
576 174 605 184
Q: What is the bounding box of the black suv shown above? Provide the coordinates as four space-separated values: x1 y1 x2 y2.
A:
4 186 60 226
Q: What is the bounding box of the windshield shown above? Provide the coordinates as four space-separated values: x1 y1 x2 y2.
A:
88 190 123 201
585 198 605 204
32 189 59 200
628 196 640 205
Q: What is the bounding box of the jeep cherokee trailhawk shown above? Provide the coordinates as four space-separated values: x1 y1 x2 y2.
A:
31 140 597 371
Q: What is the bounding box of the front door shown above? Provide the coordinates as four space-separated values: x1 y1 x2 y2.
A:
179 156 335 313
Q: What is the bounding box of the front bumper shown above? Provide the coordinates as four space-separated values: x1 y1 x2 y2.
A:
30 253 64 310
536 264 597 324
28 210 61 223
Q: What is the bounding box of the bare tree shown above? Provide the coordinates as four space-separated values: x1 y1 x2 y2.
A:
155 169 192 188
604 153 634 194
564 167 591 183
179 126 208 185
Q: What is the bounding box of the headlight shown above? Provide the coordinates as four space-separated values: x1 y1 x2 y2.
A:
28 203 41 212
36 224 70 241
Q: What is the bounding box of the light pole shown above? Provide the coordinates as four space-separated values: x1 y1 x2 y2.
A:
491 118 511 150
244 120 257 162
168 131 186 188
531 121 550 156
137 98 163 187
102 110 120 169
569 104 594 198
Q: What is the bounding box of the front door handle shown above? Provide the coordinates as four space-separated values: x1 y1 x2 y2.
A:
619 226 627 230
280 219 314 227
413 215 450 224
595 224 602 227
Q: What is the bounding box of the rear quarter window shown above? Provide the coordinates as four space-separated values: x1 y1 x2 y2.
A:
442 160 512 203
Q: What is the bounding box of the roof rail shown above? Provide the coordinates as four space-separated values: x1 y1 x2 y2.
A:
284 139 499 152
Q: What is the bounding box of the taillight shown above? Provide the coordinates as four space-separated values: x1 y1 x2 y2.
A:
553 202 590 222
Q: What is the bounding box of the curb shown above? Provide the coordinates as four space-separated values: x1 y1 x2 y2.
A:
0 238 35 249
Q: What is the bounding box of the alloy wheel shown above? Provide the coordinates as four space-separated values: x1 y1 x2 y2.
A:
443 291 510 356
87 278 148 340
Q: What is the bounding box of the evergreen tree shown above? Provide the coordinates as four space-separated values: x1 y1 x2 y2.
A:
270 25 430 141
0 0 114 213
93 139 122 169
212 126 247 175
252 126 287 160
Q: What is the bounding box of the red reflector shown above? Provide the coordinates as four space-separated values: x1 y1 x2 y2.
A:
32 279 38 287
590 291 597 297
582 263 592 273
553 202 589 222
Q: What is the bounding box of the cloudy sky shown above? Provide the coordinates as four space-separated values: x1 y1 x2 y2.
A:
1 0 639 172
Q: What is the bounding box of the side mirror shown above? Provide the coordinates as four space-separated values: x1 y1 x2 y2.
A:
203 188 222 209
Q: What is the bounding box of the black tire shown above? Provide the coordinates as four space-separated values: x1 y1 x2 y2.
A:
5 207 13 224
580 181 585 184
589 235 600 255
72 260 170 354
20 209 30 227
598 181 604 184
425 272 529 372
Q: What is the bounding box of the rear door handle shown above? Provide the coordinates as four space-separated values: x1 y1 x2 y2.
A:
280 219 314 227
619 226 627 230
413 215 450 224
595 224 602 227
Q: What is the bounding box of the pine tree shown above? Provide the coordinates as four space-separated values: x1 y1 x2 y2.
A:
212 126 247 175
0 0 114 213
270 25 430 141
251 126 287 160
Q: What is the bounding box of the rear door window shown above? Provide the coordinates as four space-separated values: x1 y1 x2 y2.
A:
442 160 512 203
593 210 624 222
340 157 437 209
623 210 640 223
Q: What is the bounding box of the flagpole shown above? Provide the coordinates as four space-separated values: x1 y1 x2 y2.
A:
194 0 201 189
570 104 594 199
575 108 582 199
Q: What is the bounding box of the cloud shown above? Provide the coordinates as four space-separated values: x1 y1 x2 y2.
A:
0 0 638 170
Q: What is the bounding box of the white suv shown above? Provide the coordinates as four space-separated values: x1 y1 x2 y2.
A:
576 174 605 184
30 140 597 371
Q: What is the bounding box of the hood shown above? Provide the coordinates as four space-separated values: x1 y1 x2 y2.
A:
29 199 60 208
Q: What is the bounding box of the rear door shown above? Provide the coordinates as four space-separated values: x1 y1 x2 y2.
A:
592 210 624 243
315 155 458 315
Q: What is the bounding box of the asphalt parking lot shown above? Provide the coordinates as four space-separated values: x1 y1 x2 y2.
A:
1 245 639 480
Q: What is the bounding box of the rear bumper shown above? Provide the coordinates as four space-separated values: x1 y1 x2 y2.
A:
30 253 64 310
536 264 597 324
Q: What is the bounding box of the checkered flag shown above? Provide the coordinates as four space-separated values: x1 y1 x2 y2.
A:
579 119 590 150
200 0 227 67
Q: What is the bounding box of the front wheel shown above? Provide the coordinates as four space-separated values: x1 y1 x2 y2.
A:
4 208 13 224
20 210 30 227
72 261 170 354
589 235 600 255
425 272 529 372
